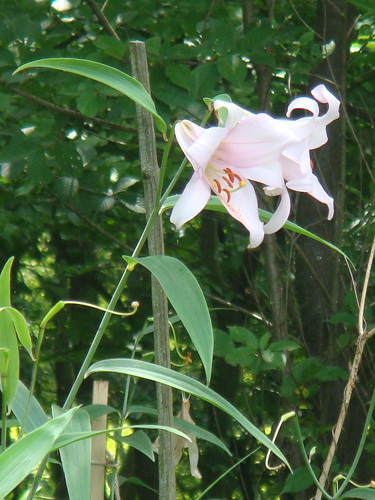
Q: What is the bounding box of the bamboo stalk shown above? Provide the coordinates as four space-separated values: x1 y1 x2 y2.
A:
90 380 109 500
130 40 176 500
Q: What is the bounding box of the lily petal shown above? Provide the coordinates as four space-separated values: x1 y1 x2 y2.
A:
287 173 334 219
170 172 211 229
216 114 300 167
176 121 229 172
263 185 291 234
213 99 254 128
216 179 264 248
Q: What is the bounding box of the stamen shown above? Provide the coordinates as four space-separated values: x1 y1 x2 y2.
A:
233 173 242 182
222 189 231 202
213 179 222 193
224 168 235 183
222 176 234 188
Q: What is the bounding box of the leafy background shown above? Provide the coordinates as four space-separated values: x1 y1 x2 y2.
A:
1 0 375 498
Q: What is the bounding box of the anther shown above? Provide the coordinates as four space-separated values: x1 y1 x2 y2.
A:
222 176 234 188
223 189 231 202
213 179 222 193
233 173 242 182
224 168 235 183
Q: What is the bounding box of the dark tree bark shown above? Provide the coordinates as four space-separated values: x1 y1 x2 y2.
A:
294 0 362 485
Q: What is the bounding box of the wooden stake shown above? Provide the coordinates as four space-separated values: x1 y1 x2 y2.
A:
130 40 176 500
90 380 109 500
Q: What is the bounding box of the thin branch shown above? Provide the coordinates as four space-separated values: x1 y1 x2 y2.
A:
0 78 139 134
86 0 121 40
65 203 133 252
315 234 375 499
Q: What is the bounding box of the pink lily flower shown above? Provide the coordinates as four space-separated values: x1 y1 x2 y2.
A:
171 112 299 248
171 85 339 247
213 84 340 235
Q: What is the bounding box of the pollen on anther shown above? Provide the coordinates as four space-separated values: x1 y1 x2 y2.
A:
222 176 234 188
223 189 231 202
224 168 235 183
213 179 222 193
233 173 242 182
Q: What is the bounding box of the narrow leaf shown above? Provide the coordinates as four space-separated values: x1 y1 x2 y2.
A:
11 380 48 433
14 58 167 136
161 195 351 263
174 417 231 455
85 359 291 470
2 307 33 359
0 408 77 498
53 407 91 500
53 424 189 451
124 255 213 384
339 488 375 499
115 430 154 461
0 257 19 408
126 406 230 454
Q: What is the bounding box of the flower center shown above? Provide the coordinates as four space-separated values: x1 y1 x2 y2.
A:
206 166 246 203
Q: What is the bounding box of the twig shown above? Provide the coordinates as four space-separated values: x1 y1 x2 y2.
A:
314 234 375 499
0 78 139 134
86 0 121 40
65 203 133 252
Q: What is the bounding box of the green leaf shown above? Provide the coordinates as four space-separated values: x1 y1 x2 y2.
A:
13 58 167 136
53 407 91 500
346 0 375 12
115 430 154 461
0 257 19 409
0 408 77 498
161 195 352 262
11 380 48 433
214 329 236 358
282 465 320 493
229 326 258 350
76 90 99 117
174 417 231 455
125 405 231 455
339 488 375 499
316 366 348 382
165 63 191 90
85 359 291 470
217 54 247 85
2 307 33 359
123 255 213 384
269 340 301 352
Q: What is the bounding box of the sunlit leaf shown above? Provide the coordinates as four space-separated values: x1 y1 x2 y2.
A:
53 407 91 500
0 408 77 498
85 359 291 470
14 58 167 136
124 255 213 384
161 195 351 263
0 257 19 409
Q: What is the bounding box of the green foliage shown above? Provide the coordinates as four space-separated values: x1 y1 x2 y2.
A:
0 408 77 498
125 255 213 383
1 0 375 498
86 358 292 470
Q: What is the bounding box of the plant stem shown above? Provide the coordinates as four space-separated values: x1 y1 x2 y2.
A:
334 386 375 498
19 327 45 437
293 415 333 500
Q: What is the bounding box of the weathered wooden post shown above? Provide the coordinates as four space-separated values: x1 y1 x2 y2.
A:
130 41 176 499
90 380 109 500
